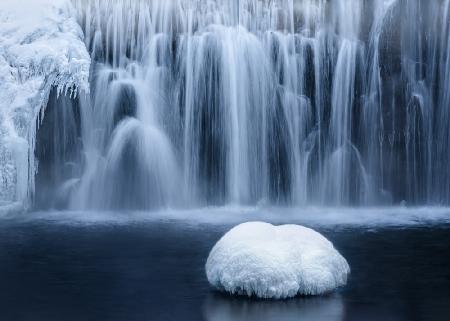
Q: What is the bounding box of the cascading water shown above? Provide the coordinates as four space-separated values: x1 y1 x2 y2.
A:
33 0 450 210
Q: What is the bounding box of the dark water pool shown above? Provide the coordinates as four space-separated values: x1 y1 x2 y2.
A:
0 214 449 321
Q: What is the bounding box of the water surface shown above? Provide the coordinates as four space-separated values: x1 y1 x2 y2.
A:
0 209 449 321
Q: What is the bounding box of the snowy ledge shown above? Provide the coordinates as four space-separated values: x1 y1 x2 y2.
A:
0 0 90 209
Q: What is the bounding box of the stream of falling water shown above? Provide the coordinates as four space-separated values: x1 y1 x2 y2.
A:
37 0 450 210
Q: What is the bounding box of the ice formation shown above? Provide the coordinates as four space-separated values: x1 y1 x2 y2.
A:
206 222 350 299
0 0 90 210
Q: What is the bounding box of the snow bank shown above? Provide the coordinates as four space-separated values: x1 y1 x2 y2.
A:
206 222 350 299
0 0 90 209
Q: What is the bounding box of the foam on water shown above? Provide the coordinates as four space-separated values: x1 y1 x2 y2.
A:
5 207 450 228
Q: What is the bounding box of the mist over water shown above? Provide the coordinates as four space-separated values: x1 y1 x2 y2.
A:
34 0 450 210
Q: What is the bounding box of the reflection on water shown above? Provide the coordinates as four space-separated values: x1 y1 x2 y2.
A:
203 292 344 321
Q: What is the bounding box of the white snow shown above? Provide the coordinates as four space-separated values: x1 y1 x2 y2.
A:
0 0 90 209
206 222 350 299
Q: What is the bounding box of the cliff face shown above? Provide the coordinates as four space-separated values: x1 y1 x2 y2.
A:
0 0 90 212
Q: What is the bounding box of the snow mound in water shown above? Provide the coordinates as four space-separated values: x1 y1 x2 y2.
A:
0 0 90 209
206 222 350 299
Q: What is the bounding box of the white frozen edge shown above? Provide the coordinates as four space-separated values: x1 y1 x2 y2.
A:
0 0 90 209
4 206 450 228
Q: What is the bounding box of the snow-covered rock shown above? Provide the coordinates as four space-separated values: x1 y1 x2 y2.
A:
0 0 90 209
206 222 350 299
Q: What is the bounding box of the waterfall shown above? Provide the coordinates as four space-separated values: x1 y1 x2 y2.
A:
32 0 450 209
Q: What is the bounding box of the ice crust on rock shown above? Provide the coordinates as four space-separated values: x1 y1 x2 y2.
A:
206 222 350 299
0 0 90 209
